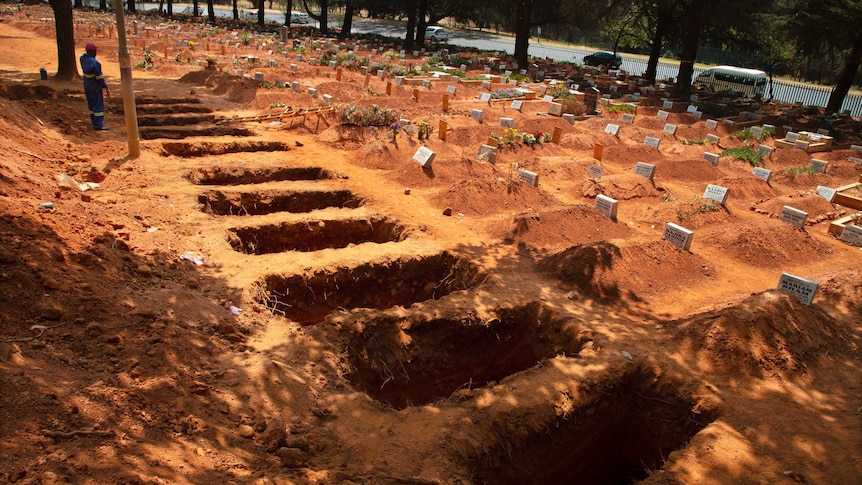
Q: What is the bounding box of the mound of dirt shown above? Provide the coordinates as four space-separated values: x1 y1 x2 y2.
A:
430 177 559 216
487 206 634 248
669 291 855 377
654 157 722 182
752 192 844 224
704 218 834 266
581 173 663 200
538 239 713 301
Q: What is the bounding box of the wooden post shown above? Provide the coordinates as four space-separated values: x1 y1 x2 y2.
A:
412 88 419 101
552 126 562 144
221 44 226 55
593 144 603 160
364 73 371 88
336 67 343 81
386 81 392 95
487 137 498 147
165 46 169 59
438 120 447 141
442 93 449 111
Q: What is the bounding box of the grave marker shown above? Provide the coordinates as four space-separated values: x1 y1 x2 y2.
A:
663 222 694 251
447 85 457 96
777 273 819 305
752 167 772 183
322 94 333 104
563 114 575 125
328 60 337 69
605 124 620 136
816 128 829 135
634 162 656 181
422 79 432 88
703 152 720 166
395 76 404 85
482 80 492 90
785 132 800 143
471 109 483 122
703 184 729 205
692 110 703 119
543 94 554 102
500 117 514 128
750 126 763 138
412 146 435 167
517 169 539 186
644 137 661 150
663 123 677 135
584 87 600 114
438 120 447 141
336 67 343 81
809 159 828 173
851 144 862 153
551 127 562 144
657 110 669 120
477 144 497 163
548 102 563 117
594 194 618 220
593 144 603 160
794 140 810 150
290 63 297 72
622 113 635 123
307 87 317 98
587 163 604 179
442 94 449 111
479 92 492 103
386 81 392 95
706 134 720 143
779 206 808 229
815 186 836 202
839 225 862 246
511 100 522 111
662 100 673 110
686 104 697 113
758 144 773 157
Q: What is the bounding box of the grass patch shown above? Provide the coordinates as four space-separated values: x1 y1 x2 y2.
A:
607 104 636 112
721 147 762 167
786 166 818 175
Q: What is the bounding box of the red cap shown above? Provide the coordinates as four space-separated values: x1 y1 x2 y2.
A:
85 43 97 52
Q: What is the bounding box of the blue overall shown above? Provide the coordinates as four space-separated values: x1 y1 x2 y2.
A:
80 52 107 129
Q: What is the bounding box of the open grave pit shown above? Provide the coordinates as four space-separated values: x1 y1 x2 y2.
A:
186 166 334 185
256 252 484 325
470 367 717 485
228 216 407 254
199 188 363 216
340 302 592 410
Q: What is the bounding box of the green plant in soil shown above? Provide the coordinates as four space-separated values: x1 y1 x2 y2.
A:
786 166 818 175
721 147 762 167
607 104 635 112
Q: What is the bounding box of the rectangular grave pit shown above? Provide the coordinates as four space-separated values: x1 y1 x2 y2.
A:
229 216 406 254
198 188 363 216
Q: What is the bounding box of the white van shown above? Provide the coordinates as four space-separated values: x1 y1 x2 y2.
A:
694 66 767 98
290 11 310 24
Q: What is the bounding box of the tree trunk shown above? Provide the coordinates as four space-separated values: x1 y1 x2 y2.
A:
232 0 238 20
284 0 292 25
826 29 862 113
258 0 265 27
73 0 82 8
101 0 108 11
674 0 704 97
416 0 428 45
644 5 671 84
127 0 135 13
207 0 215 23
48 0 77 80
192 0 198 16
339 0 353 39
302 0 327 35
514 0 533 69
167 0 173 18
404 0 417 50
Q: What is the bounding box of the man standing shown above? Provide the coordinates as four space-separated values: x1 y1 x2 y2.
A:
79 43 110 130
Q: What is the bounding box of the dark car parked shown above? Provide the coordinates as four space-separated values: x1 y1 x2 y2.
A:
583 51 622 70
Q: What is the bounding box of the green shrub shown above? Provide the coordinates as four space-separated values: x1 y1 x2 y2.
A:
721 147 762 166
786 166 817 175
339 104 399 127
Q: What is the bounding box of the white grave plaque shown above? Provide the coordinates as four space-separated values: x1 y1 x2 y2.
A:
543 94 554 102
548 102 563 116
594 194 618 220
785 132 800 143
479 92 492 102
605 124 620 136
307 87 317 98
706 134 720 143
587 163 604 179
758 144 773 157
662 100 673 110
562 114 575 125
500 117 514 128
422 79 432 88
794 140 810 150
634 162 656 181
644 137 661 150
292 81 300 92
815 186 836 202
705 119 718 130
779 206 808 228
657 110 669 120
447 85 457 95
809 159 827 173
750 126 763 138
329 60 337 69
412 146 435 167
839 225 862 246
511 100 523 111
290 63 298 72
851 145 862 153
816 128 829 135
663 123 677 135
777 273 819 305
622 113 635 123
703 184 729 205
686 104 697 113
482 80 492 90
517 169 539 186
663 222 694 251
849 157 862 164
477 144 497 163
395 76 404 85
703 152 720 166
752 167 772 182
471 109 483 122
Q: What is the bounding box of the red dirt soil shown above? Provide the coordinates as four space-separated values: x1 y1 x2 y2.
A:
0 7 861 485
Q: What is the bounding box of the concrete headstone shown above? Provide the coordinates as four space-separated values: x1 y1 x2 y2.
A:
412 146 435 167
703 184 729 205
777 272 819 305
839 225 862 246
779 205 808 229
663 222 694 251
752 167 772 183
634 162 656 181
815 186 836 202
517 168 539 186
594 194 618 220
644 137 661 150
587 163 604 179
703 152 720 166
605 124 620 136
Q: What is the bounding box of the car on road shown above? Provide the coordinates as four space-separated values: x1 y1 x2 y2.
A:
290 11 310 24
583 51 622 70
425 26 448 42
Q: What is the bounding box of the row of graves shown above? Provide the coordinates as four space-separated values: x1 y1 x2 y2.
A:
79 12 862 306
